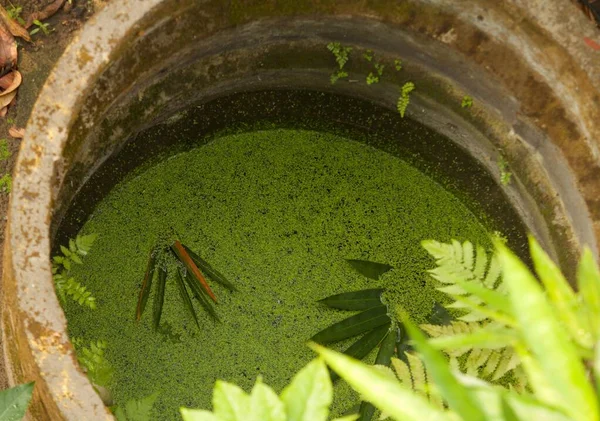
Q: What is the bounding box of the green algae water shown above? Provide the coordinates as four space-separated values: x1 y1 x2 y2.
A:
64 128 491 419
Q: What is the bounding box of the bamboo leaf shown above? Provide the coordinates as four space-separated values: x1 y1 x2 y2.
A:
358 329 397 421
172 241 217 302
346 260 393 280
400 311 486 419
497 241 599 421
153 266 167 331
182 269 220 321
318 289 384 311
311 306 390 344
183 244 237 291
176 269 200 328
311 343 452 421
136 248 157 321
0 382 34 421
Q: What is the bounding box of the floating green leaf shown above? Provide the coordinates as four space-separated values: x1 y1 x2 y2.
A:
318 289 383 311
175 269 200 328
311 306 390 344
183 245 236 291
0 382 34 421
136 248 156 321
346 260 393 280
182 269 219 321
153 266 167 330
358 328 397 421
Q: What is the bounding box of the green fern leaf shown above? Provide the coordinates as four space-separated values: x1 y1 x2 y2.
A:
391 354 444 409
75 233 98 255
75 339 114 386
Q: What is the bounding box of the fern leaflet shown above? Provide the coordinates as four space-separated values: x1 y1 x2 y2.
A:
73 339 114 387
52 233 97 309
391 354 444 409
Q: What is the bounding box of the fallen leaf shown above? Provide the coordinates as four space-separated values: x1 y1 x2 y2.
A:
8 126 24 139
0 21 16 73
0 70 22 96
26 0 66 28
584 37 600 51
0 5 31 42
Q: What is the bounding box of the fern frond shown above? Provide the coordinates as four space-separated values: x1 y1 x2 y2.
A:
397 82 415 118
421 321 522 383
63 277 96 309
391 354 444 409
76 339 114 386
423 240 503 322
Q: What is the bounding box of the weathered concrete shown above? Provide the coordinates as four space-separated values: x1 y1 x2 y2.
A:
4 0 600 419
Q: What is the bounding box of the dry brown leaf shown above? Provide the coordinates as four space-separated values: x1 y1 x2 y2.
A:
0 22 16 73
26 0 66 28
0 5 31 42
0 70 21 96
8 126 25 139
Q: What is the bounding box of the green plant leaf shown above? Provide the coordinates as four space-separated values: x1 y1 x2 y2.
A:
136 248 156 321
427 325 516 351
124 392 160 421
182 269 220 321
529 236 590 348
311 344 452 421
496 241 599 421
180 408 221 421
281 358 332 421
75 233 97 255
318 289 384 310
153 266 167 330
183 245 236 291
0 382 34 421
172 241 217 302
346 260 393 280
311 306 390 344
577 247 600 341
332 416 359 421
213 381 250 421
175 269 200 328
249 379 285 421
114 406 128 421
358 328 397 421
400 312 486 419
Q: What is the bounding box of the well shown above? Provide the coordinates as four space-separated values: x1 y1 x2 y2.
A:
3 0 600 419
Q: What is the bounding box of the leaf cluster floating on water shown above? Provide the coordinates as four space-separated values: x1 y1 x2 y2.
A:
136 238 236 331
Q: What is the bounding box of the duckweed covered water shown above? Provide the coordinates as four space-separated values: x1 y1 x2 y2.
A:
64 129 491 419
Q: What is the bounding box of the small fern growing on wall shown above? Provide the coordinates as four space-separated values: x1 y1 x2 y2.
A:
397 82 415 118
327 42 352 84
52 234 97 309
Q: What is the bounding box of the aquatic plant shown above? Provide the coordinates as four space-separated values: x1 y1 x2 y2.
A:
394 59 403 71
180 359 355 421
136 239 235 331
0 382 34 420
397 82 415 118
52 233 97 309
314 236 600 421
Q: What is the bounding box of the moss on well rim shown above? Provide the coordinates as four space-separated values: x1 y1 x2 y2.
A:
65 128 490 419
